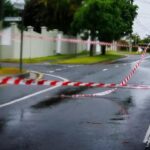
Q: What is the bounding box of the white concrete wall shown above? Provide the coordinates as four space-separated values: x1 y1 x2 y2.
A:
0 23 101 59
76 35 88 53
0 26 13 59
60 35 77 54
0 24 58 59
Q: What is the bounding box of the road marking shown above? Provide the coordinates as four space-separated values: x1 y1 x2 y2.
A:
143 125 150 147
93 88 117 96
49 71 55 73
44 73 68 81
68 65 74 68
0 86 60 108
56 68 62 71
102 69 108 71
43 62 49 65
3 56 136 108
0 73 68 108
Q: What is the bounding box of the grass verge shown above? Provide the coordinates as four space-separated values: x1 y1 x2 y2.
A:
0 67 24 75
54 51 124 64
0 54 76 64
0 50 131 65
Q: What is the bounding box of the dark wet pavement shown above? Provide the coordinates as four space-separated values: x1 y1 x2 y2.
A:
0 55 150 150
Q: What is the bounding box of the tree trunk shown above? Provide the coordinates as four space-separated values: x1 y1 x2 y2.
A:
90 44 94 56
89 36 95 56
101 45 106 55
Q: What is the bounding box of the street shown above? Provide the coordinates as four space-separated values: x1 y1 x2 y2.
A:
0 54 150 150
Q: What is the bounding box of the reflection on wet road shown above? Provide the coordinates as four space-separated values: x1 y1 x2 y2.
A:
0 55 150 150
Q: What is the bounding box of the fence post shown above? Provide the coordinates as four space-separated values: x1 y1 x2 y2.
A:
11 23 17 58
57 32 63 54
27 26 33 60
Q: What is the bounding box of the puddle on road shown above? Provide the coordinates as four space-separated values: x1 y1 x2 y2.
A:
110 117 125 121
79 121 103 128
109 96 134 122
32 88 136 124
131 90 150 109
0 119 6 133
32 87 88 109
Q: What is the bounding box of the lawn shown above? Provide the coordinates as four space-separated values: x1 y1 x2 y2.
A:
0 54 76 63
0 50 128 65
55 51 124 64
0 68 24 75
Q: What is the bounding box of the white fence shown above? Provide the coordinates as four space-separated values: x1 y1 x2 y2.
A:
0 23 118 59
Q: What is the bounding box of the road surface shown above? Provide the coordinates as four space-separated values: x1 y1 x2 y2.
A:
0 55 150 150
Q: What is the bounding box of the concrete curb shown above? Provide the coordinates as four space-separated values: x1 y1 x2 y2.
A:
0 71 43 80
28 70 44 81
14 72 30 78
0 70 43 88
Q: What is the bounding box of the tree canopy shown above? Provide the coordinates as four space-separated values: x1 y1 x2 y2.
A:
71 0 137 55
0 0 4 19
2 0 137 56
24 0 82 33
72 0 137 41
3 0 18 18
0 0 19 28
140 35 150 45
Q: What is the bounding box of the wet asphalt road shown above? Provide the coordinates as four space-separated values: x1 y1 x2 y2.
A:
0 55 150 150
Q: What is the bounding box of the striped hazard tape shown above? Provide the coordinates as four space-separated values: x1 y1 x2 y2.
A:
0 44 149 98
120 44 149 86
0 31 147 48
1 77 150 89
61 88 117 98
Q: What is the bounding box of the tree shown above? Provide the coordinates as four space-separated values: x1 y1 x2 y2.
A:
71 0 138 56
140 35 150 45
23 0 46 32
0 0 19 28
0 0 4 29
23 0 82 33
131 34 141 45
3 0 18 17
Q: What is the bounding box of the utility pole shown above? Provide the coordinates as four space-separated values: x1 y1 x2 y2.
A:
20 13 24 72
13 2 25 72
0 0 4 61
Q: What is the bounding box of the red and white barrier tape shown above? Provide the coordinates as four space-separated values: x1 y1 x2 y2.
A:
0 31 149 98
0 31 144 48
12 33 150 48
63 44 149 98
1 30 149 49
120 44 149 86
0 77 116 87
13 33 124 47
1 77 150 89
61 88 117 98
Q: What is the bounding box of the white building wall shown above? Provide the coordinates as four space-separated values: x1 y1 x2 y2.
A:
0 26 13 59
10 24 57 59
0 23 102 59
61 35 77 54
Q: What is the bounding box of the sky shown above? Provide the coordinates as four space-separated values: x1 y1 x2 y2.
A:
10 0 24 3
133 0 150 38
10 0 150 39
